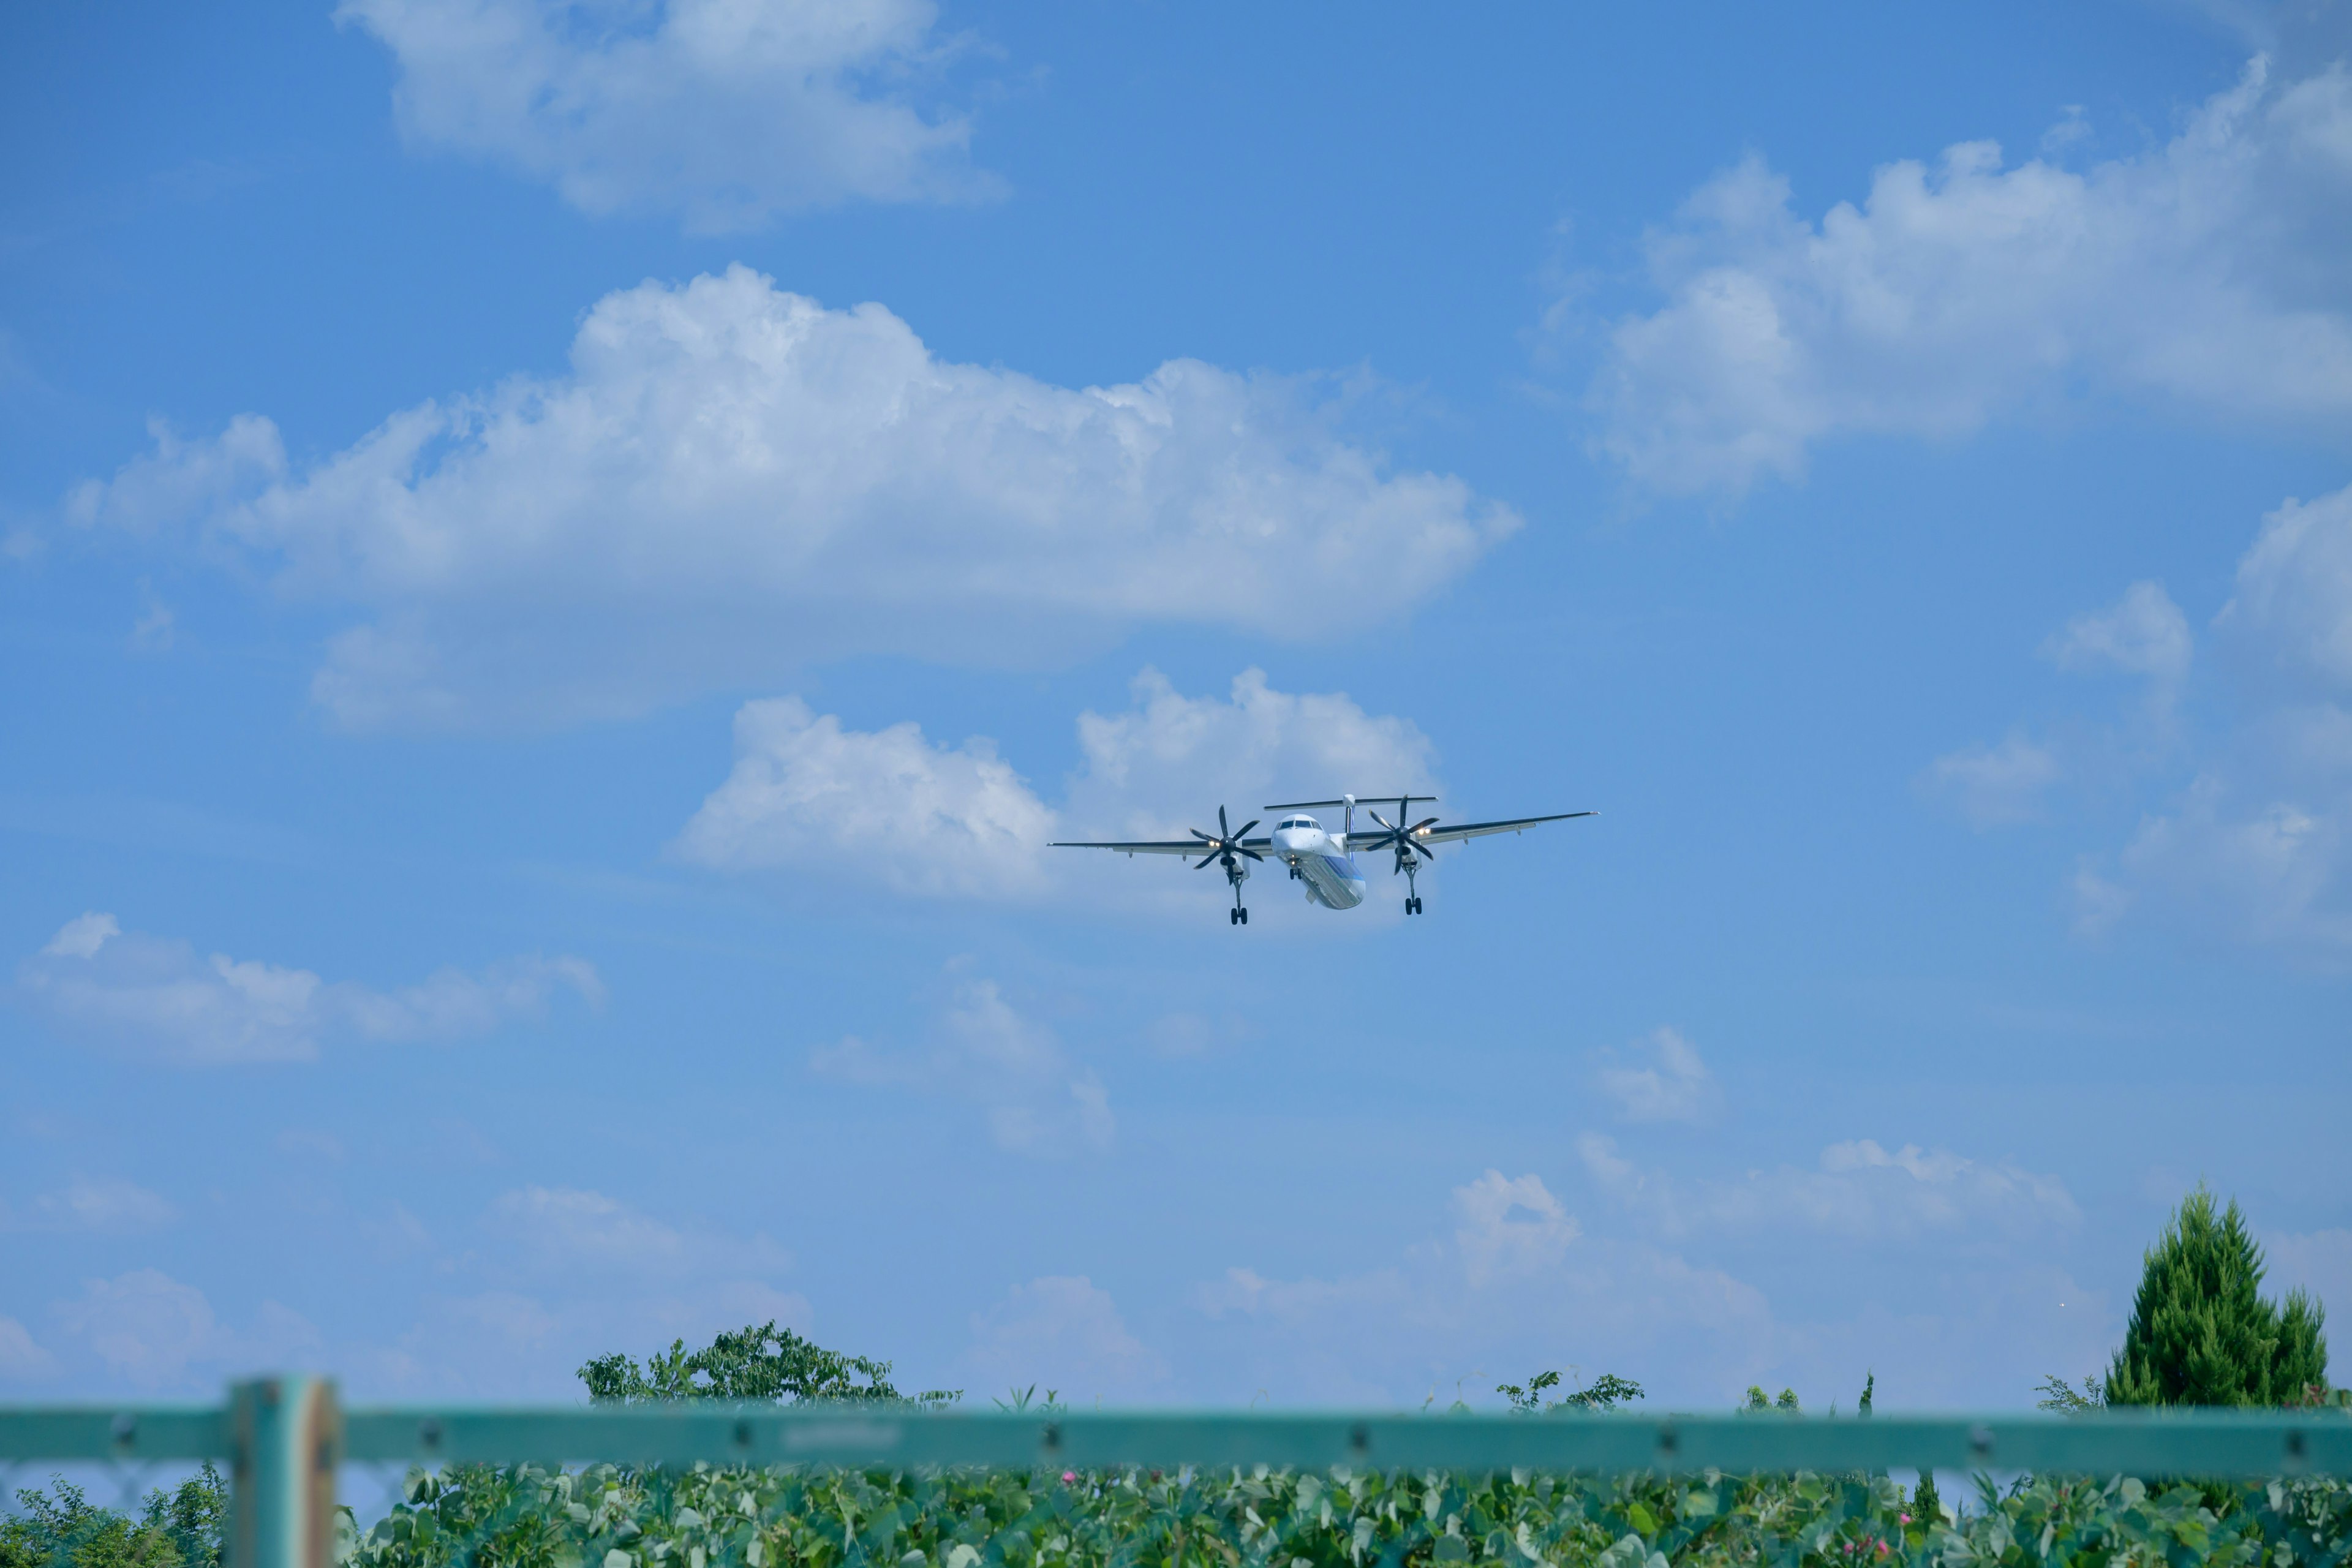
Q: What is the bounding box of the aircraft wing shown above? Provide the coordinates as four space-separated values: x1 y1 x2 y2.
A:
1050 838 1273 857
1348 811 1593 850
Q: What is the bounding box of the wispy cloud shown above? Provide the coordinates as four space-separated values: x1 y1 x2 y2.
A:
20 913 601 1064
1594 1027 1721 1124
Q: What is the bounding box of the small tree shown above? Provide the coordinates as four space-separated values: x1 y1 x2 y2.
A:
579 1321 957 1406
1497 1368 1645 1412
2106 1185 2329 1406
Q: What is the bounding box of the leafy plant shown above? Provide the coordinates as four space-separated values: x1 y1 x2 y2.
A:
2107 1185 2331 1407
1 1466 225 1568
2034 1373 2106 1413
345 1449 2352 1568
1497 1370 1645 1414
579 1321 958 1407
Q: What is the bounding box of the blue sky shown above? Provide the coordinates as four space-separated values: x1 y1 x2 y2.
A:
3 0 2347 1412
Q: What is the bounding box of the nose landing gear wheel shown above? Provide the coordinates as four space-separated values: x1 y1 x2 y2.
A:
1406 896 1422 914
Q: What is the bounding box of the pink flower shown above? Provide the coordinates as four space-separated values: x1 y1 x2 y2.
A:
1899 1515 1910 1525
1876 1544 1888 1556
1061 1471 1076 1483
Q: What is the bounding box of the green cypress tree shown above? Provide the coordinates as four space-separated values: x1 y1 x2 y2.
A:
2106 1185 2329 1406
1910 1469 1943 1527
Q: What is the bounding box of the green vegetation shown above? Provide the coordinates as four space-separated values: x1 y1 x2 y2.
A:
579 1321 956 1408
2103 1186 2329 1409
344 1449 2351 1568
1 1468 224 1568
1496 1371 1645 1414
11 1188 2350 1568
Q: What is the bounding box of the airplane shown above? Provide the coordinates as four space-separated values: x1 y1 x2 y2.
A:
1050 794 1595 924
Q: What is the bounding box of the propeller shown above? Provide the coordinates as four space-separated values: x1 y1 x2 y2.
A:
1190 805 1263 873
1360 804 1441 875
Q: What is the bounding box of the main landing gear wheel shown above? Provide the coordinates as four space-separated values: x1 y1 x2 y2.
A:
1230 907 1249 925
1406 896 1422 915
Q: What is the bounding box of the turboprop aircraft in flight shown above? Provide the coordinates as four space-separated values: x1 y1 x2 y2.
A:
1050 794 1594 925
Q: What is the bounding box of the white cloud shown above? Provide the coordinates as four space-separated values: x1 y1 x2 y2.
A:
2066 486 2352 952
679 666 1442 915
1577 1133 2080 1240
1594 1027 1721 1123
337 0 988 230
2225 485 2352 690
2 1178 176 1233
19 912 601 1064
2100 777 2351 949
965 1276 1167 1400
71 268 1514 731
675 697 1056 898
2044 581 2193 684
1926 584 2193 831
811 976 1114 1156
0 1317 58 1381
1923 734 2064 827
1583 58 2352 496
1452 1170 1580 1286
53 1270 320 1391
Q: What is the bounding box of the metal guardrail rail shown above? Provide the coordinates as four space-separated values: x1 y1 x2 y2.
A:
3 1380 2348 1568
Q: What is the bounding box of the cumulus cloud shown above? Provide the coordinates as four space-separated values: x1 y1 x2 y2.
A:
1452 1170 1581 1286
812 976 1114 1156
679 667 1441 914
53 1270 320 1391
1594 1027 1721 1123
2064 486 2352 952
965 1276 1166 1399
2 1178 176 1233
69 268 1514 730
338 0 987 229
675 697 1056 898
1577 1133 2080 1240
19 912 601 1064
1582 58 2352 496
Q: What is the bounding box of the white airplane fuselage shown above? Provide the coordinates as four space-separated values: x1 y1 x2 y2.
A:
1270 815 1368 910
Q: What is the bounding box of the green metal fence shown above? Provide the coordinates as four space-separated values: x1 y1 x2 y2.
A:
4 1379 2348 1568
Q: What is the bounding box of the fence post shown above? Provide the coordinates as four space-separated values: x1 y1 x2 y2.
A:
228 1376 344 1568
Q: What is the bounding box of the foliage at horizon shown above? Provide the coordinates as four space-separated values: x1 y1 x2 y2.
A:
0 1466 225 1568
1496 1372 1646 1415
579 1322 957 1408
2106 1186 2330 1409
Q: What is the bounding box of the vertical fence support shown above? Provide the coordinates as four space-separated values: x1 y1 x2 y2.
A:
228 1377 344 1568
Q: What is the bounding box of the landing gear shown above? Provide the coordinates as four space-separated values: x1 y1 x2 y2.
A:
1403 861 1423 915
1229 905 1249 925
1406 895 1422 915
